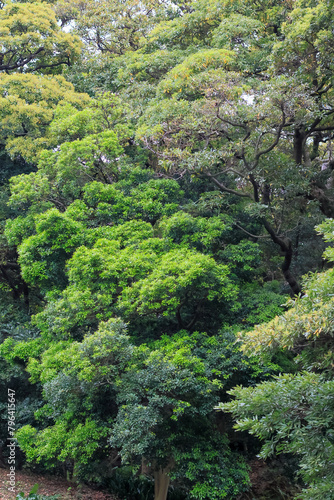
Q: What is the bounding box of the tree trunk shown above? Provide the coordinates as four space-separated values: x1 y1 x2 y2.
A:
311 133 321 161
294 126 305 164
154 466 171 500
250 174 302 295
262 220 302 295
308 183 334 218
154 467 170 500
207 172 302 295
262 183 271 205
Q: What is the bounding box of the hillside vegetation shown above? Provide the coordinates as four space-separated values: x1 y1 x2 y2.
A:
1 0 334 499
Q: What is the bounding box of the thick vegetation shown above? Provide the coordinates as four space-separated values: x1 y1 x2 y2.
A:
0 0 334 499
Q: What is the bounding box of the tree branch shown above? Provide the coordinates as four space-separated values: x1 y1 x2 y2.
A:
205 172 252 199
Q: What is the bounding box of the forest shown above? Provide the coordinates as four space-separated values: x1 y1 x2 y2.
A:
0 0 334 499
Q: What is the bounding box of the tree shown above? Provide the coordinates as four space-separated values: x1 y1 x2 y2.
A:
54 0 182 56
3 3 331 497
89 0 332 295
111 330 252 500
9 198 238 338
0 2 81 73
0 95 283 497
4 94 279 338
14 321 253 500
0 76 90 302
219 219 334 499
221 372 334 500
0 1 90 302
0 73 91 162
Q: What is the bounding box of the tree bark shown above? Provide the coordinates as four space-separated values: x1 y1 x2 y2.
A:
262 220 301 295
294 126 305 164
249 174 302 295
207 172 302 295
154 467 171 500
308 183 334 218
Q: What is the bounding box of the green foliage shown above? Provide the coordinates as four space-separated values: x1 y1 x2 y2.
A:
56 0 174 56
0 73 90 161
157 49 236 99
16 320 265 494
220 372 334 500
8 160 266 340
157 211 231 252
271 0 334 86
16 319 132 472
17 419 109 467
8 131 123 206
106 469 155 500
236 281 285 327
31 232 238 338
109 330 254 497
16 208 86 291
118 248 236 318
172 434 249 499
239 267 334 367
219 223 334 499
115 49 188 87
210 14 273 72
0 2 81 73
2 0 334 499
146 0 222 50
0 288 43 446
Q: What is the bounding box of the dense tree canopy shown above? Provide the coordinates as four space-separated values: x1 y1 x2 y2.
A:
220 220 334 499
0 0 334 499
0 2 81 73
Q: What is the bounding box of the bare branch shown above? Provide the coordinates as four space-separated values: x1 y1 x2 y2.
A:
234 223 270 239
205 172 253 199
